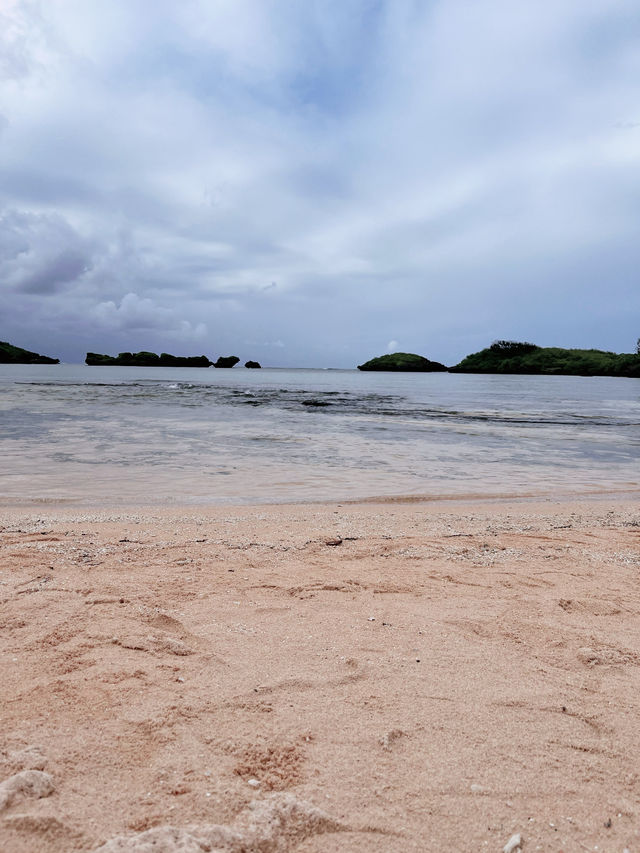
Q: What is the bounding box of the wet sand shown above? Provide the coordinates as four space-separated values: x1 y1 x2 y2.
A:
1 496 640 852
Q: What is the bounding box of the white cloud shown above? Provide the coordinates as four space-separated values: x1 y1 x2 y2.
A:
1 0 639 364
92 292 206 341
175 319 207 340
92 293 172 329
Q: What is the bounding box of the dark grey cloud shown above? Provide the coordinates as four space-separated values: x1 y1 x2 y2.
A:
1 0 638 365
18 247 92 294
0 209 94 293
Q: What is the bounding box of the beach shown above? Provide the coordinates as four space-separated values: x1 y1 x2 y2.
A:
2 495 639 852
4 1 640 849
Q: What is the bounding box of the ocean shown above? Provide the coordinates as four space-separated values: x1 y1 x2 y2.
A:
1 364 638 505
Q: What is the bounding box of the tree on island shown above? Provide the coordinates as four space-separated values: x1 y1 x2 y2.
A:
488 340 540 357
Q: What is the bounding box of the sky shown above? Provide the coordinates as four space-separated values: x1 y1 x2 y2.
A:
1 0 639 367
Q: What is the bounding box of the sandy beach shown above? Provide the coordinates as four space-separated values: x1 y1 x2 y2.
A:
1 495 639 852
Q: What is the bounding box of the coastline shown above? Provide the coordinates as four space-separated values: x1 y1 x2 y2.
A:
1 495 639 851
2 482 639 511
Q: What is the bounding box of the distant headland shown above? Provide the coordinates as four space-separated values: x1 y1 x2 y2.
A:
0 340 59 364
358 341 640 378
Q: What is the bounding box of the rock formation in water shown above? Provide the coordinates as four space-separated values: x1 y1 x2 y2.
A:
213 356 240 368
0 341 60 364
357 352 448 372
86 351 213 367
244 360 261 368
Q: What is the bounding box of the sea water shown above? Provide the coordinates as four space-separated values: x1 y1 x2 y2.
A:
0 364 638 505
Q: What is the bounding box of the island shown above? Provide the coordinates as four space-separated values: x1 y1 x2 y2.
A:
450 340 640 378
244 360 261 369
86 351 213 367
357 352 448 372
0 340 59 364
213 356 240 368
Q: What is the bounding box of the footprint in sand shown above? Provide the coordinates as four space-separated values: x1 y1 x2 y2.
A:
2 814 86 850
4 745 47 772
112 635 194 656
233 743 305 791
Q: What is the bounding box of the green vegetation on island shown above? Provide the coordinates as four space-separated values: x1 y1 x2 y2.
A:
356 341 640 377
450 340 640 377
86 351 213 367
357 352 448 372
0 340 59 364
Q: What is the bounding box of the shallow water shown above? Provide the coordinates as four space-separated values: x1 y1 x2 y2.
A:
0 364 638 504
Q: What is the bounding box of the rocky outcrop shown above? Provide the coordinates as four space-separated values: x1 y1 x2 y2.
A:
213 356 240 368
85 352 213 367
244 360 261 368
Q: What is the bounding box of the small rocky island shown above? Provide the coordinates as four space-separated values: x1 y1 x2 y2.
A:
86 351 213 367
85 352 255 368
358 352 448 372
213 356 240 368
1 341 59 364
244 360 261 369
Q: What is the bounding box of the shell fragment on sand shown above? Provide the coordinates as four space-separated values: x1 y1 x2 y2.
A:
503 832 522 853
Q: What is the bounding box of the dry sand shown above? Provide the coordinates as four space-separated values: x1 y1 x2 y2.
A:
1 495 639 852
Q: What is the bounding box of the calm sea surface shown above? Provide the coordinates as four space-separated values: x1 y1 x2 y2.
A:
1 364 638 505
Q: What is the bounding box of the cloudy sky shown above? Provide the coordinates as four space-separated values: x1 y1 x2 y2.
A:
1 0 639 367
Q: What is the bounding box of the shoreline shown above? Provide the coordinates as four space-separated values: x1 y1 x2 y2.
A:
1 496 639 851
1 482 639 513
